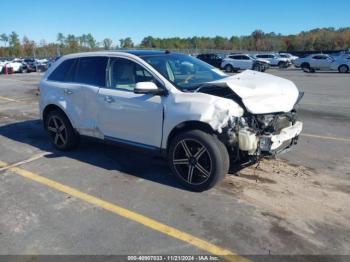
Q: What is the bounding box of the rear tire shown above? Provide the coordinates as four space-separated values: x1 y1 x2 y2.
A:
45 110 80 150
168 130 229 192
338 65 349 73
224 64 234 73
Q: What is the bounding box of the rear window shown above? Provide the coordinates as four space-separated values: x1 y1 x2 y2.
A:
75 57 108 87
48 58 77 82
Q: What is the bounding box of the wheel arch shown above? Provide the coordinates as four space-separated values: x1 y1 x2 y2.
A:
338 64 349 72
166 121 216 153
42 104 75 130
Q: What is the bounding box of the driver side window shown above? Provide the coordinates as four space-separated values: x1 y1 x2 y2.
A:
106 57 155 91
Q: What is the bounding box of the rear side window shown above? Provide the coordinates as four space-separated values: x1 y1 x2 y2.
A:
75 57 108 87
48 58 77 82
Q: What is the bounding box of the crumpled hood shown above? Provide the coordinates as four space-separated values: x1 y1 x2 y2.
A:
210 70 300 114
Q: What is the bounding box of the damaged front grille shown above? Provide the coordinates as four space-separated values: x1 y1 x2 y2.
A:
250 112 296 134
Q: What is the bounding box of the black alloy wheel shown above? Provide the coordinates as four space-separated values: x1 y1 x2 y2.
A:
169 130 229 191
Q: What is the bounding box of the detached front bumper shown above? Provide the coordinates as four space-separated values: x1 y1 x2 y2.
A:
260 121 303 155
238 121 303 156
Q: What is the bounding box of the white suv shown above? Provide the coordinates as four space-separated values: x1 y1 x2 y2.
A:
254 54 291 68
221 54 269 72
278 53 299 63
293 54 335 72
39 51 303 191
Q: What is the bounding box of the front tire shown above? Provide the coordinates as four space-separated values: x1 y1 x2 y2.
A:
45 110 80 150
168 130 229 191
338 65 349 73
301 63 314 73
252 63 262 72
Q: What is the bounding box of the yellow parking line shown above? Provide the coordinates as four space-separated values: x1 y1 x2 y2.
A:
0 95 18 102
0 158 249 262
0 160 7 168
301 133 350 142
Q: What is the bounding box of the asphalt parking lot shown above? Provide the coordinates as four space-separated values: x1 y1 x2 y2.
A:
0 69 349 261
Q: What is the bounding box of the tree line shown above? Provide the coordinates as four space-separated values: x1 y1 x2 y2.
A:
1 27 350 58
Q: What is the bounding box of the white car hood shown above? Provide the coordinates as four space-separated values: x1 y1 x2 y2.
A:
210 70 300 114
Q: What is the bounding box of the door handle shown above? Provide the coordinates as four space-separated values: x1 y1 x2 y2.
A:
64 89 73 95
104 96 115 103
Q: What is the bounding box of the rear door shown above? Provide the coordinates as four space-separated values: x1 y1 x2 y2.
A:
46 58 83 128
267 55 276 65
240 55 253 69
72 56 108 137
228 56 240 69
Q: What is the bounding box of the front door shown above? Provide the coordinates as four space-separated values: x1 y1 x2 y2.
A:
97 57 164 149
312 55 332 69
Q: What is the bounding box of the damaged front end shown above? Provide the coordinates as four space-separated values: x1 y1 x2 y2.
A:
217 111 303 163
238 112 302 156
196 71 304 161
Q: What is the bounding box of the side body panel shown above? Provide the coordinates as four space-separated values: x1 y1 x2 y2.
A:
96 88 164 148
39 80 82 128
161 92 244 149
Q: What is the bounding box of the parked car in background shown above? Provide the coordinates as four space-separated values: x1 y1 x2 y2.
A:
330 54 350 73
23 58 37 72
197 53 224 68
278 53 299 62
0 60 6 74
6 59 28 73
293 54 335 72
40 51 303 191
221 54 269 72
36 58 50 72
254 54 291 68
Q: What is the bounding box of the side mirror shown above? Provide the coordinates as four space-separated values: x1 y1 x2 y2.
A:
134 82 165 95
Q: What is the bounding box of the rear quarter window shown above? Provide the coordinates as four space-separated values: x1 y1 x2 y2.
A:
48 58 77 82
74 57 108 87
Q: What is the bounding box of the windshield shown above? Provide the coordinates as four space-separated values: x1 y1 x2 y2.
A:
140 53 226 91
